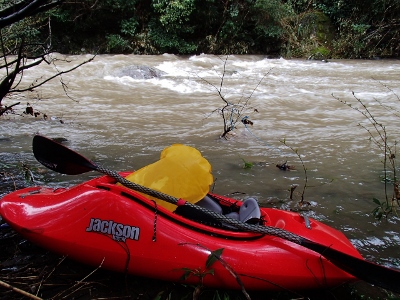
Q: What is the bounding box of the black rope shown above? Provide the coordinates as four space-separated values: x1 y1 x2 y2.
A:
152 200 158 242
95 165 302 245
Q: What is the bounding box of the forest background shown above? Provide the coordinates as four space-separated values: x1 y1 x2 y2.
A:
1 0 399 59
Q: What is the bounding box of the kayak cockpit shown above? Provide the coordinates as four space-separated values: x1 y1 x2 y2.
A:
89 174 330 241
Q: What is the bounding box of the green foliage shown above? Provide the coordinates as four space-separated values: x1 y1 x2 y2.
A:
178 248 223 283
149 21 198 54
46 0 141 53
252 0 293 38
153 0 195 27
2 0 398 56
286 0 313 13
149 0 198 53
104 0 138 11
105 34 131 53
372 197 395 220
351 24 370 34
206 248 224 268
240 158 254 169
311 46 330 58
314 0 400 58
282 9 334 58
1 16 43 55
209 0 292 54
121 18 139 37
47 7 71 23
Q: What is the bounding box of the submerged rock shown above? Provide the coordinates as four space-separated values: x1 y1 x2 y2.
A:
51 137 69 144
116 65 166 79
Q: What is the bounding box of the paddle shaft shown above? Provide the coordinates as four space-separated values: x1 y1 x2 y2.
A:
32 135 400 293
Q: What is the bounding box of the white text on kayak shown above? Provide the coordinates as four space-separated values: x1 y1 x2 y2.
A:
86 218 140 242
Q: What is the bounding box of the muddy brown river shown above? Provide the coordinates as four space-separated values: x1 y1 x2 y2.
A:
1 54 400 298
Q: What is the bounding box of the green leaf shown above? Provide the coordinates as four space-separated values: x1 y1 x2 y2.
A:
372 206 383 220
152 291 164 300
178 268 193 281
241 157 254 169
213 291 222 300
206 248 224 268
203 269 215 276
244 161 254 169
372 197 381 205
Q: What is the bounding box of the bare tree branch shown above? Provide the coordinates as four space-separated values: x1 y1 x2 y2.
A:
10 54 96 94
0 1 96 109
0 0 65 28
0 41 24 100
0 101 21 116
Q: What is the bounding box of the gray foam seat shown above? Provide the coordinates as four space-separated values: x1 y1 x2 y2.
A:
198 196 260 223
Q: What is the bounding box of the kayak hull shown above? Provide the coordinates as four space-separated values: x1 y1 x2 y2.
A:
0 174 362 291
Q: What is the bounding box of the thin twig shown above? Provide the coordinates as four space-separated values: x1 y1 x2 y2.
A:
50 258 104 299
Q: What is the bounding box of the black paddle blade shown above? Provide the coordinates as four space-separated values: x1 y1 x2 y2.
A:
301 238 400 293
32 135 96 175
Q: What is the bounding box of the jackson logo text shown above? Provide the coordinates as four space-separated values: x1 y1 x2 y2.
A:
86 218 140 242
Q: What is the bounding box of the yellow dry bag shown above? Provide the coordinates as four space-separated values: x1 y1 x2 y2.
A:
124 144 213 211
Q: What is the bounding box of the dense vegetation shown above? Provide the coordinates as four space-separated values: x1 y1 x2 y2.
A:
2 0 399 58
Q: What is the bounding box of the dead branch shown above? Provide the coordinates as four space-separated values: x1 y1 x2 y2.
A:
198 56 268 138
0 279 43 300
11 54 96 94
0 101 20 116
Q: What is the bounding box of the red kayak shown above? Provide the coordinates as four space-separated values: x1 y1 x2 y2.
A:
0 173 361 291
